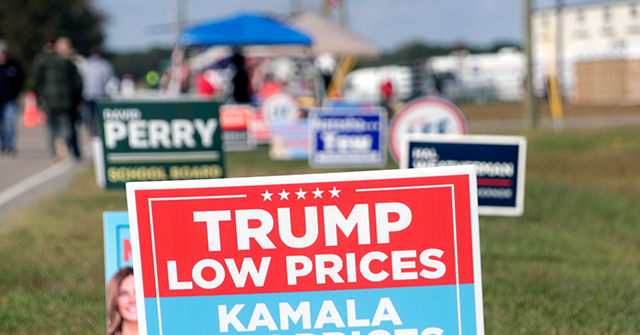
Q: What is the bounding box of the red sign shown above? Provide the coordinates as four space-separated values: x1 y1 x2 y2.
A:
126 167 484 335
220 105 252 131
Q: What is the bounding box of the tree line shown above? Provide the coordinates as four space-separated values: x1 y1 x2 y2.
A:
0 0 519 83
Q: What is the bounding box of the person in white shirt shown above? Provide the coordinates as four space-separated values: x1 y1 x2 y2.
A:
80 45 114 137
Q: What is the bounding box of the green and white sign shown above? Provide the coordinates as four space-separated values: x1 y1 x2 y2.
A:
96 99 224 189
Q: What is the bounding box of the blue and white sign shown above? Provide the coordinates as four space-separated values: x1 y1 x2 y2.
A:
104 211 133 282
401 134 527 216
269 120 310 160
104 212 140 335
309 108 387 168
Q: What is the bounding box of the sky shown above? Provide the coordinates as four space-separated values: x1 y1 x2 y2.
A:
92 0 608 53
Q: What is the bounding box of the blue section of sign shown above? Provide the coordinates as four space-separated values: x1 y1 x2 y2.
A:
104 212 132 282
270 120 310 160
310 109 386 167
407 142 519 208
143 284 477 335
324 101 378 111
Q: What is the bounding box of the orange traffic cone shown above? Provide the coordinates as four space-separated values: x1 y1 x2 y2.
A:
23 91 39 128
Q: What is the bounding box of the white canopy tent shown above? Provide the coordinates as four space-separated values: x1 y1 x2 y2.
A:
245 12 380 58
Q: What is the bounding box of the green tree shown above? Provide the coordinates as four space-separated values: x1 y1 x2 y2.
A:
386 41 450 64
108 48 173 81
486 40 521 53
0 0 104 70
356 40 450 69
356 40 522 69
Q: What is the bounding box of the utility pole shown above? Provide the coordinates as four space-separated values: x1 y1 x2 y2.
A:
290 0 300 15
177 0 187 38
321 0 348 27
339 0 348 27
524 0 538 129
557 0 563 97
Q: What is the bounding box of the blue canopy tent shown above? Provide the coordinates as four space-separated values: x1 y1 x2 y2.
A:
179 12 313 47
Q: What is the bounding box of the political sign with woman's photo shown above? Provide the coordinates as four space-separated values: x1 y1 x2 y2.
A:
104 212 138 335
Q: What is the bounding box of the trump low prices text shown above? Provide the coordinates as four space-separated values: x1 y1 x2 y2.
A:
127 168 483 335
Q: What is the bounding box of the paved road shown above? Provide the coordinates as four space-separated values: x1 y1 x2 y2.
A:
2 111 640 222
0 120 91 221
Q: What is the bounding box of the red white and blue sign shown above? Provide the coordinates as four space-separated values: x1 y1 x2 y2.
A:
104 211 133 282
269 120 310 160
401 134 527 216
220 105 257 152
126 167 484 335
389 97 468 164
309 108 387 168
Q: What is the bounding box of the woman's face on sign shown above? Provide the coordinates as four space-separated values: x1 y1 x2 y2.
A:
117 275 137 323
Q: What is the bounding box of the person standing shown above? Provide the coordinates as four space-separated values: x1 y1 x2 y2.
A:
208 48 251 103
55 37 83 159
80 45 114 137
32 34 83 161
230 50 251 103
0 40 25 157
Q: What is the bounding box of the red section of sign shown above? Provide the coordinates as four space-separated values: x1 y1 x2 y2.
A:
123 238 132 262
133 174 475 299
220 106 252 131
249 112 270 143
477 178 513 187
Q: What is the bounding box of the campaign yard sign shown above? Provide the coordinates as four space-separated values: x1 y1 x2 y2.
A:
104 211 133 282
104 212 140 335
388 97 468 164
220 105 257 151
401 134 527 216
260 92 301 125
97 99 225 189
309 108 387 168
125 167 484 335
269 120 310 160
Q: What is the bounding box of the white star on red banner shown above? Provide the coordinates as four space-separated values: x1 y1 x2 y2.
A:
261 190 273 201
312 187 324 199
278 189 290 200
295 188 307 199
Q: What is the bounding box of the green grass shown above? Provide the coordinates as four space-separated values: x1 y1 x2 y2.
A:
1 127 640 334
481 181 640 333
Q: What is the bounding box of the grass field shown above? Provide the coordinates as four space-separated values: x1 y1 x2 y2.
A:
1 125 640 334
459 102 640 121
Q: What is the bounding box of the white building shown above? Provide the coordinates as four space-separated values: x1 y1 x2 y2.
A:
532 0 640 97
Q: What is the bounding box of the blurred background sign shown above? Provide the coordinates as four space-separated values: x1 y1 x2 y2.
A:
269 119 310 160
388 97 469 164
219 104 257 151
401 134 527 216
95 99 224 189
309 107 387 168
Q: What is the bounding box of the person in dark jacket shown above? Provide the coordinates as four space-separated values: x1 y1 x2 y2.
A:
209 48 251 103
0 40 24 156
55 36 83 159
32 34 83 160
